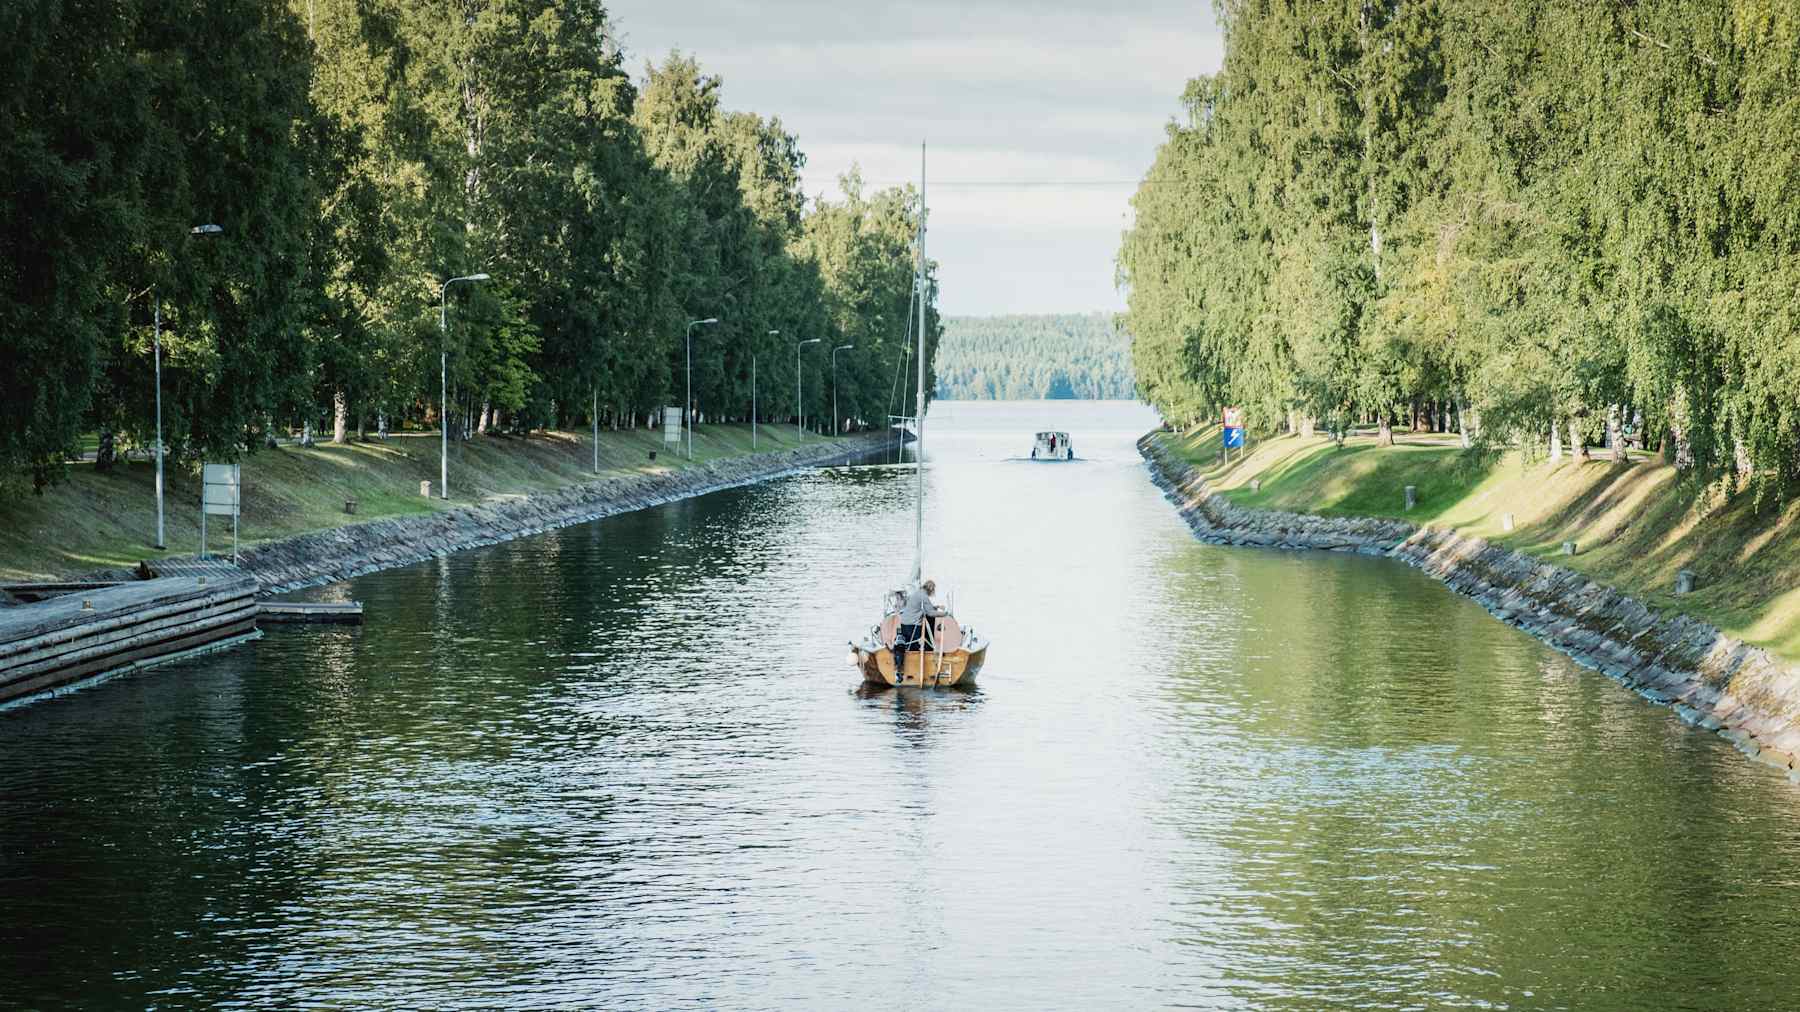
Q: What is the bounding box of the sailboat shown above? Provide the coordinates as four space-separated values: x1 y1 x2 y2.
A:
848 145 989 688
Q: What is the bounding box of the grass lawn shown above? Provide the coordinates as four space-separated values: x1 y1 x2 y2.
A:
1155 424 1800 663
0 422 866 582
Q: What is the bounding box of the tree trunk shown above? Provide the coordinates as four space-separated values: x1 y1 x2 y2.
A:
1570 418 1588 461
1458 400 1471 449
1670 417 1692 469
377 410 388 441
301 417 313 447
477 400 490 435
1550 422 1563 463
1377 414 1394 447
333 390 348 444
1608 405 1625 463
1360 3 1381 279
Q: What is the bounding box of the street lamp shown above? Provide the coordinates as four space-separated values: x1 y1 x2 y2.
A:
758 330 779 451
151 222 225 550
832 344 855 437
439 272 490 500
685 317 719 460
795 337 821 440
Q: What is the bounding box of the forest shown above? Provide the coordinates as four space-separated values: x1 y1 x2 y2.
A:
935 313 1136 400
1119 1 1800 488
0 1 938 491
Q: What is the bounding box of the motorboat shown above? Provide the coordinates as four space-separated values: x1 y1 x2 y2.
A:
1030 431 1074 460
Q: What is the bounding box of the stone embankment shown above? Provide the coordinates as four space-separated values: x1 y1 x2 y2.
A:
1140 433 1800 780
135 433 895 596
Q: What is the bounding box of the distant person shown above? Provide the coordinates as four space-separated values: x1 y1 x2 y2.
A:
893 578 947 678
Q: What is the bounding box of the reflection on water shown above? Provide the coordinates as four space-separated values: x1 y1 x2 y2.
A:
2 401 1798 1009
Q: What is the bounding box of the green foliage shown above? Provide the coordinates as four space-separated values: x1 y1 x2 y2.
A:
1123 0 1800 490
0 4 932 487
934 313 1135 400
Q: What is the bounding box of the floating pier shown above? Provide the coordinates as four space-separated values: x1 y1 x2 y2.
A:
259 601 363 625
0 566 260 705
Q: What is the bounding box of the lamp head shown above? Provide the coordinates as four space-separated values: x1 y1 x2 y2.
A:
467 273 491 282
189 224 224 237
801 338 822 346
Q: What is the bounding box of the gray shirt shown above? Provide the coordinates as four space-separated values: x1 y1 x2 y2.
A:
898 587 945 625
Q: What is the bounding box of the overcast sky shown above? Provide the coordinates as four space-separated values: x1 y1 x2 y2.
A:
605 0 1224 317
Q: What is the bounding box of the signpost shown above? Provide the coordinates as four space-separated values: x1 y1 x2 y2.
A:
1222 407 1246 459
200 463 241 561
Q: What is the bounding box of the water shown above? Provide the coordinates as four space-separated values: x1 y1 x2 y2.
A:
4 400 1799 1009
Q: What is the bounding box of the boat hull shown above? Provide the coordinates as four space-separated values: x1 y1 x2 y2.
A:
856 641 985 688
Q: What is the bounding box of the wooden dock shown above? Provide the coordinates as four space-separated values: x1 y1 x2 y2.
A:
259 601 364 625
1 582 125 604
0 569 260 706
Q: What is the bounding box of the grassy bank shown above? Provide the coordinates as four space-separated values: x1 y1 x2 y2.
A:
0 423 880 582
1157 425 1800 663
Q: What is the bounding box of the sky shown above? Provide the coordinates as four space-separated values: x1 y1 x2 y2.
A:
604 0 1224 317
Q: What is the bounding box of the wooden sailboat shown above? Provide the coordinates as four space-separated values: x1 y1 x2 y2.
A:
848 144 989 688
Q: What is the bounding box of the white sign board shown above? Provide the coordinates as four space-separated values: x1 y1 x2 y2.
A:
202 464 240 516
663 406 682 444
200 463 241 560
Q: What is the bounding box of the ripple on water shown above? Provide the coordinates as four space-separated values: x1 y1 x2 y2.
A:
2 402 1800 1010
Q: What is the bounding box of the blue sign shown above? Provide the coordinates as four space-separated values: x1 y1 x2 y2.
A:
1222 426 1245 449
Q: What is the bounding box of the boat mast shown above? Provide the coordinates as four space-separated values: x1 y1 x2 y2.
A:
912 142 927 587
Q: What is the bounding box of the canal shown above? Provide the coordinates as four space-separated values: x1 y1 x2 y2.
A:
3 401 1798 1008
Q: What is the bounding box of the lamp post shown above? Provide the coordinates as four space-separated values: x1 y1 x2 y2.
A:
151 223 224 550
685 317 719 460
439 272 490 500
831 344 855 437
759 330 779 450
795 337 821 440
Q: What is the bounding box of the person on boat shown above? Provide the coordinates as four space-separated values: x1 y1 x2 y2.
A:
893 579 946 676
